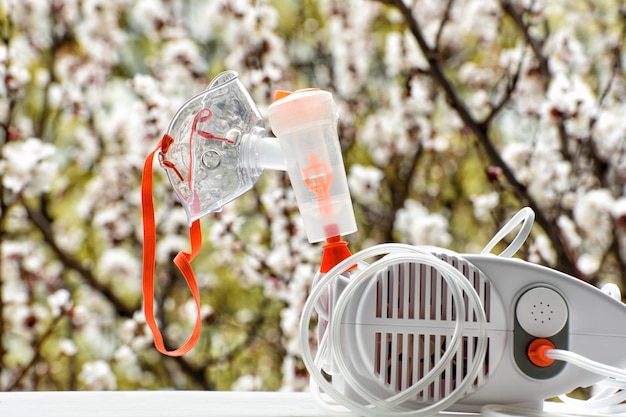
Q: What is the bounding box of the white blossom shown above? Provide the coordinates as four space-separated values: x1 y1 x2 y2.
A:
128 0 168 39
97 247 140 282
560 191 577 211
235 309 255 324
47 289 72 318
70 305 90 328
501 141 532 185
394 200 452 247
577 253 601 276
544 26 591 76
155 234 188 264
545 73 595 128
383 30 428 77
359 81 425 167
459 62 495 88
78 360 117 390
0 138 57 197
529 234 556 265
232 374 263 391
280 306 301 356
466 90 491 120
407 77 435 115
384 31 403 77
573 189 614 237
162 38 206 75
528 149 572 206
5 303 33 340
178 299 213 326
323 0 381 97
471 192 499 222
611 197 626 220
119 319 138 345
592 105 626 160
59 339 78 357
113 345 136 366
12 0 52 49
556 215 582 250
348 164 384 205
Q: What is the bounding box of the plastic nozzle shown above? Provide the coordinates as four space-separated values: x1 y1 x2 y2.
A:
320 235 355 273
256 136 286 171
527 338 556 367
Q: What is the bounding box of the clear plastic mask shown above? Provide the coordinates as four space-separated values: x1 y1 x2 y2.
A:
159 70 268 224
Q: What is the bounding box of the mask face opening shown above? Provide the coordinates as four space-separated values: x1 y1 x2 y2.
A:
159 70 267 224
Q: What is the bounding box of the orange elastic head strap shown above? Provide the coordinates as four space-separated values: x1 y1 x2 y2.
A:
141 136 203 356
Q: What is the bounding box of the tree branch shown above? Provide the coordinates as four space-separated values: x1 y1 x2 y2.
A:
434 0 455 49
24 202 136 318
498 1 573 163
378 0 582 278
384 133 424 242
500 0 551 86
482 49 525 126
5 312 65 390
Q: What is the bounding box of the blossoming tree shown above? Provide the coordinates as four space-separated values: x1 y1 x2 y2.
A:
0 0 624 391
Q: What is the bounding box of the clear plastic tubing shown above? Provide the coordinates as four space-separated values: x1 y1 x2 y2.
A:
267 89 357 243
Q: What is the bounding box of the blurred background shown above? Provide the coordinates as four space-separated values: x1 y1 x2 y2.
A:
0 0 624 392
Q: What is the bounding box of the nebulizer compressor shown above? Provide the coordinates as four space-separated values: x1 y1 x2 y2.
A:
142 71 626 416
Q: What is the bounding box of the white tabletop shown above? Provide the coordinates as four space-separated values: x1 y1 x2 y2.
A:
0 391 327 417
0 390 593 417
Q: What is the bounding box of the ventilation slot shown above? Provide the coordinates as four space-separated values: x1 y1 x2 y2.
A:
374 331 490 401
372 255 491 401
374 256 491 323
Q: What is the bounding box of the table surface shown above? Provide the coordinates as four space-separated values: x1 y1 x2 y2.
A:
0 390 592 417
0 391 327 417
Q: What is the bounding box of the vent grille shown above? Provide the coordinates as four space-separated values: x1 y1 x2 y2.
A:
375 255 491 323
372 254 491 402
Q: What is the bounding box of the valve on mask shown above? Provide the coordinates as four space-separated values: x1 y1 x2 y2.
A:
159 70 285 225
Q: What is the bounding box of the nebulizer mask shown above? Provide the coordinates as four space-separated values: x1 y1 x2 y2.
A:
159 70 284 222
141 70 356 356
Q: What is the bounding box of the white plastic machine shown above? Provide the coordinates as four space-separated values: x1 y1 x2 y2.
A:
145 72 626 416
268 88 626 416
307 247 626 414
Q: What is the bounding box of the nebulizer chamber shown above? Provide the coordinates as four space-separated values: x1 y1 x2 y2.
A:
160 70 356 243
267 90 357 243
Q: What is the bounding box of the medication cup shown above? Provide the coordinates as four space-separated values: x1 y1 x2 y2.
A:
268 89 357 243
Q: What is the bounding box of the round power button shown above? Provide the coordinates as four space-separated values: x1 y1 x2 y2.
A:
516 287 568 338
